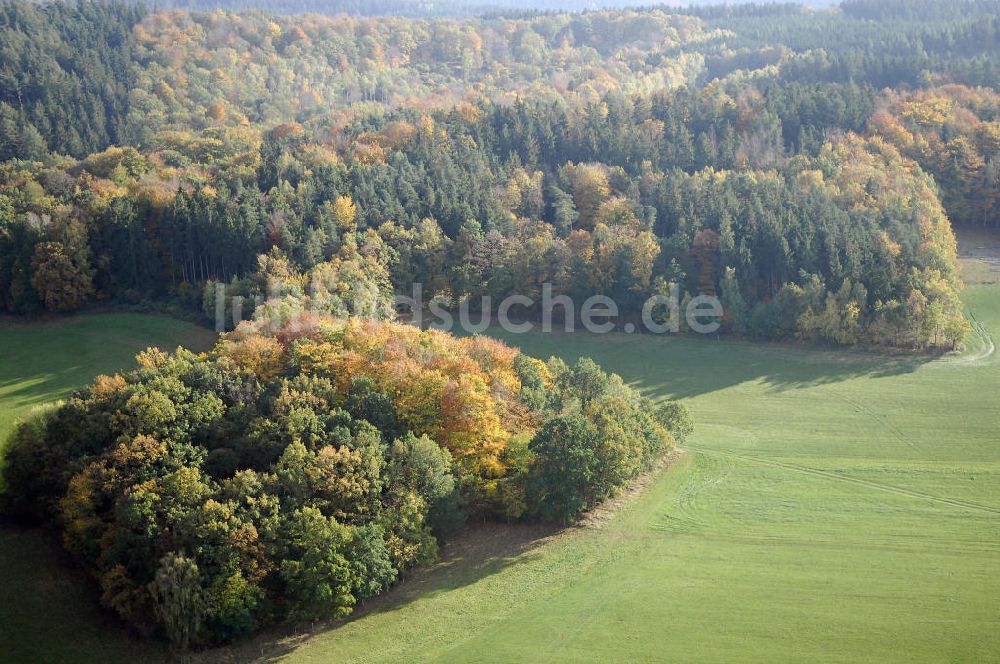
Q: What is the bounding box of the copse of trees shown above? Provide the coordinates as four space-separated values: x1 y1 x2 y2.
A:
2 313 685 646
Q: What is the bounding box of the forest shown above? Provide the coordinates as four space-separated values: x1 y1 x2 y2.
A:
1 0 994 348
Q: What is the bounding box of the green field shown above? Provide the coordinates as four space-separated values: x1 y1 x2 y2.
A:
1 292 999 662
0 314 218 446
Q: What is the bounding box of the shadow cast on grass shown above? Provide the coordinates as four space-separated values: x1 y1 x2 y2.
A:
634 339 930 401
0 369 88 410
483 326 932 401
198 522 560 664
0 519 559 664
0 521 172 664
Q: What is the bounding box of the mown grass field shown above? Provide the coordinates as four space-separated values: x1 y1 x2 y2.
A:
1 289 999 662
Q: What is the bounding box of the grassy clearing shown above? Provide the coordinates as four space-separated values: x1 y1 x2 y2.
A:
1 291 999 662
0 313 217 448
957 226 1000 284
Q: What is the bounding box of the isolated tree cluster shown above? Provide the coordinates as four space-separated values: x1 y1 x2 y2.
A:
2 315 686 647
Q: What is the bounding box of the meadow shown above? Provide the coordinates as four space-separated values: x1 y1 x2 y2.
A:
1 289 999 662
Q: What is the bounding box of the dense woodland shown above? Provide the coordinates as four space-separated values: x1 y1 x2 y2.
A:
151 0 835 18
1 1 994 348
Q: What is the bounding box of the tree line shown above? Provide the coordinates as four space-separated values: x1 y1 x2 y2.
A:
2 0 995 351
0 81 970 347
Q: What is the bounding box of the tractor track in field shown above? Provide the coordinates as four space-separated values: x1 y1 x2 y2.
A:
686 446 1000 516
939 309 995 367
961 312 995 365
831 390 917 450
